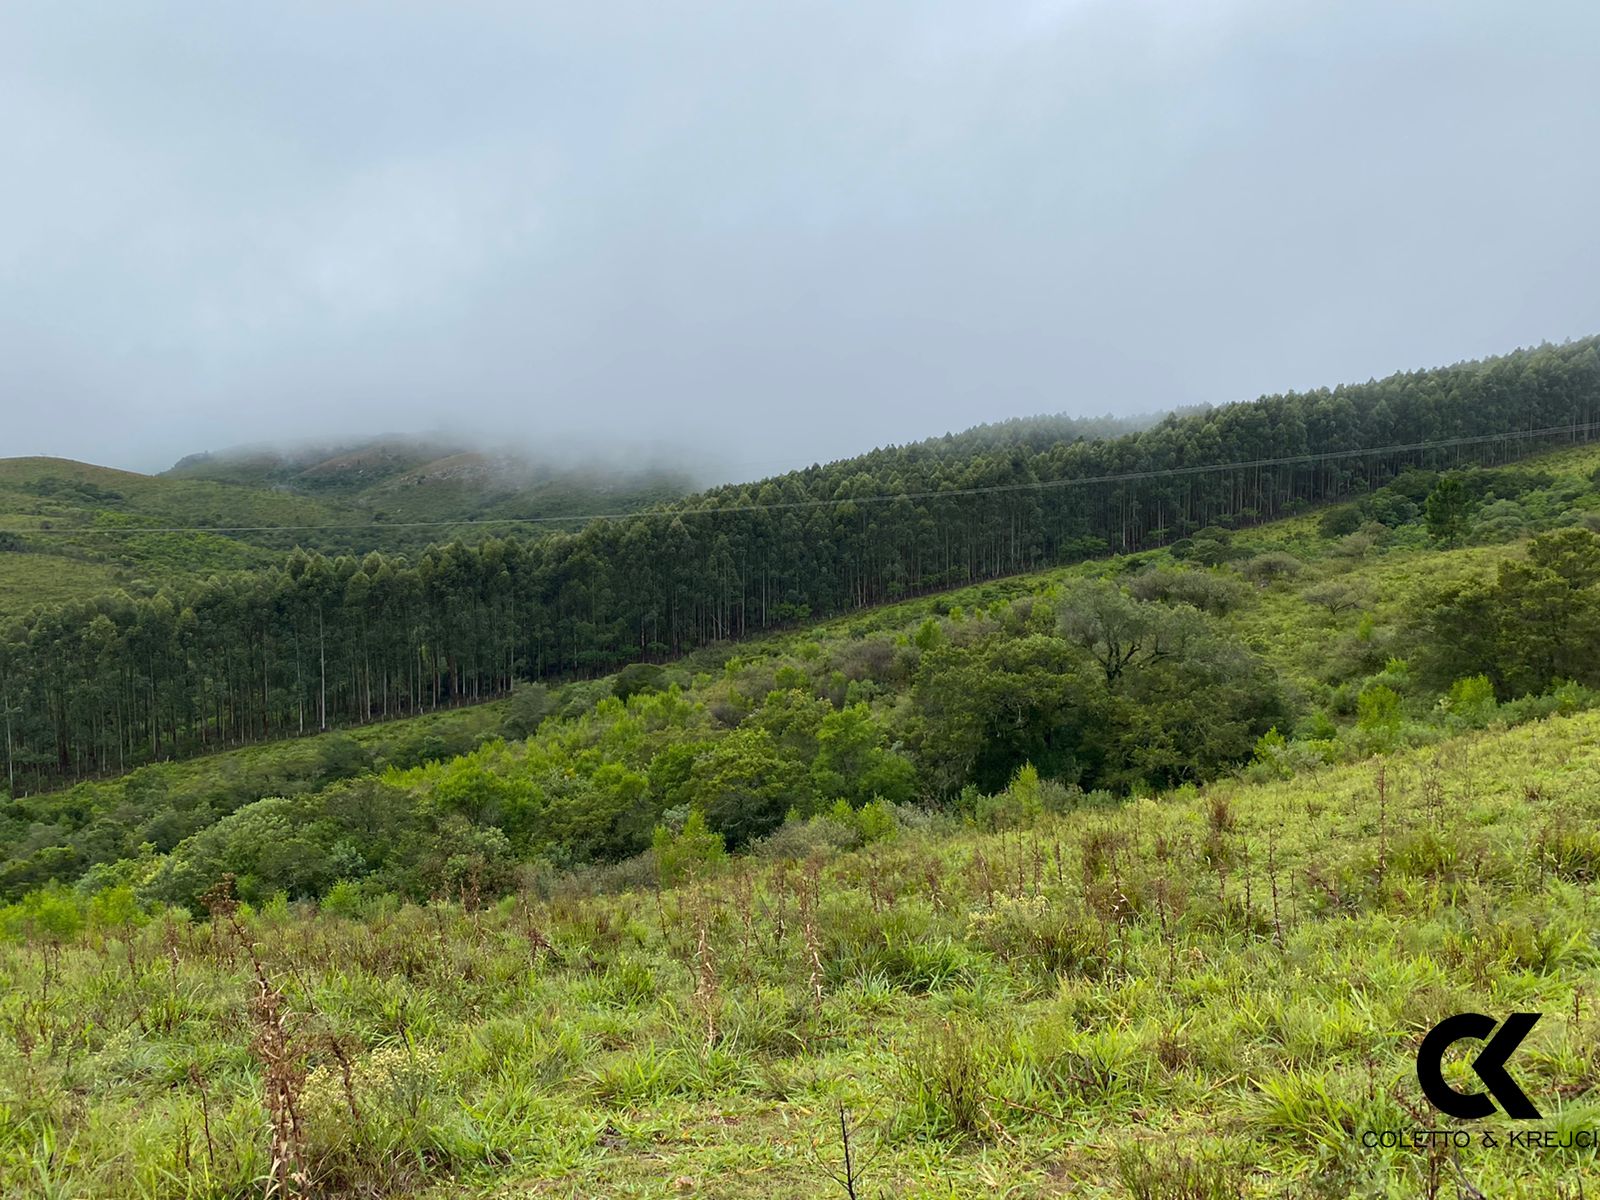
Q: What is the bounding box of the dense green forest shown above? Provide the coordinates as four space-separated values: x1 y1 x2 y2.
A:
1 337 1596 790
0 413 1142 788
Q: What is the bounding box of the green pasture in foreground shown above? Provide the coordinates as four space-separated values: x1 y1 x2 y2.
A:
5 712 1600 1197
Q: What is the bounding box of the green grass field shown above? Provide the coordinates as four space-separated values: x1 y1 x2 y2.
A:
5 714 1600 1196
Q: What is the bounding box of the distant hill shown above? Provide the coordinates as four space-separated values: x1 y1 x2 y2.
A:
0 413 1162 621
164 436 699 524
166 437 446 492
0 441 697 617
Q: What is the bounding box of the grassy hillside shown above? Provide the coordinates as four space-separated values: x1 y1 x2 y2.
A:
0 553 123 613
164 438 451 492
4 714 1599 1196
0 456 352 614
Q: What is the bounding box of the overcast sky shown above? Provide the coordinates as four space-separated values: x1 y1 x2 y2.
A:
2 1 1598 477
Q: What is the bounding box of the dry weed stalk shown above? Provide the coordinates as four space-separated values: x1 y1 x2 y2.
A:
1375 763 1390 892
518 894 554 965
811 1105 886 1199
798 879 826 1011
1267 829 1284 950
973 848 994 906
1152 875 1179 978
251 964 308 1200
325 1032 362 1122
203 875 307 1199
732 869 757 975
187 1063 218 1174
693 899 720 1050
162 915 182 984
1241 837 1252 914
765 862 789 951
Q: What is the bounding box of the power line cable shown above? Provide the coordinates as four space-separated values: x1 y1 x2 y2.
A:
4 421 1594 537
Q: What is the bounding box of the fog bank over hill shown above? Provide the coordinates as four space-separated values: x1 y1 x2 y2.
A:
166 406 1164 497
4 1 1599 472
165 434 705 494
165 435 817 496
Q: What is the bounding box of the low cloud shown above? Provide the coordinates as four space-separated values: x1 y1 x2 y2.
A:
2 1 1597 475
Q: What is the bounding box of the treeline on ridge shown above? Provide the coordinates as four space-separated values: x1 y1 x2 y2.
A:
2 336 1598 790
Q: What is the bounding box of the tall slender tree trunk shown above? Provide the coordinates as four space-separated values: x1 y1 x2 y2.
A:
3 683 13 796
319 607 328 732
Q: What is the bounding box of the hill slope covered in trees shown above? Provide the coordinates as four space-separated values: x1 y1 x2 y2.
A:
0 336 1596 790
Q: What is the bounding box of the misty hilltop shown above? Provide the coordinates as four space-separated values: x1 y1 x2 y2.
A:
0 439 697 616
164 435 699 521
0 407 1165 621
159 411 1160 519
167 436 468 492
